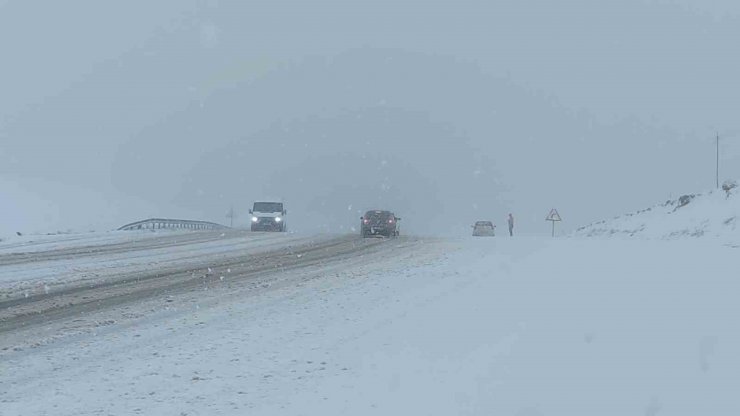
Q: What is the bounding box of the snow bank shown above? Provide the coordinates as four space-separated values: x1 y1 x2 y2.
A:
0 229 166 256
574 183 740 243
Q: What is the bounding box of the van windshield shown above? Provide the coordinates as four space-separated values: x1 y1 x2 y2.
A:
253 202 283 212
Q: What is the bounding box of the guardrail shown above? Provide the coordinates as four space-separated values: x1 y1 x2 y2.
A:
118 218 229 231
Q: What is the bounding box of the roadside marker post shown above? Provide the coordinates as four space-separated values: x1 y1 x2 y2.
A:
546 208 562 237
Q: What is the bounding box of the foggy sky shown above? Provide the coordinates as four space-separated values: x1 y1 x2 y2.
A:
2 0 740 236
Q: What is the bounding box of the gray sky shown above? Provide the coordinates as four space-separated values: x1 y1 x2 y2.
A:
2 0 740 236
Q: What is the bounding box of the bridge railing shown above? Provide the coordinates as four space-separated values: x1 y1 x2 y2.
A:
118 218 229 231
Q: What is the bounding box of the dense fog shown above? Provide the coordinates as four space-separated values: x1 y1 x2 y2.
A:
2 0 740 236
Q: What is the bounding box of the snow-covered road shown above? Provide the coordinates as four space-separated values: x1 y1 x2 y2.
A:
0 230 338 300
1 236 738 415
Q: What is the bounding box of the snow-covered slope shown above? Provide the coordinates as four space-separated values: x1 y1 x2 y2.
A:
574 184 739 243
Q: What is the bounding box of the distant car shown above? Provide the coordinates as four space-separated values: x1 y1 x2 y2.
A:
361 210 400 238
472 221 495 237
250 201 287 232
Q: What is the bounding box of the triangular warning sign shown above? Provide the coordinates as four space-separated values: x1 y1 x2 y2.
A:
546 209 562 222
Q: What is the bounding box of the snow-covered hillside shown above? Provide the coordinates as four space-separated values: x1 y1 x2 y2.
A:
574 183 739 243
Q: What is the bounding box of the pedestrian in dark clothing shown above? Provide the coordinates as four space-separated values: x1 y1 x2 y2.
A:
507 213 514 237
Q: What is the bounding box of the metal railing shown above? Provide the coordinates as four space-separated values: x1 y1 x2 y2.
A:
117 218 229 231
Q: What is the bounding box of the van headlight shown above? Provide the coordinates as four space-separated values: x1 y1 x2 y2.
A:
252 216 259 222
275 216 282 222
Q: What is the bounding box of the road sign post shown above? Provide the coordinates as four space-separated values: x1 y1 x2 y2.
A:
546 208 562 237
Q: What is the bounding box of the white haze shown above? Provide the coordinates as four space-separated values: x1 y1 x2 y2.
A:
2 0 740 236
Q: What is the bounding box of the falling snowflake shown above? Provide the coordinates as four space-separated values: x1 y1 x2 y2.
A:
200 22 220 48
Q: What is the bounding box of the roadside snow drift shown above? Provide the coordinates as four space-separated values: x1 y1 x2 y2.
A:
574 183 739 243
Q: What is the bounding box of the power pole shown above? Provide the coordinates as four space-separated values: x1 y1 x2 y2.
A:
226 205 235 228
716 132 720 189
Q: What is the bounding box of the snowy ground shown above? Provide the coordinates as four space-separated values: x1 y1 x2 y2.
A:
2 235 737 415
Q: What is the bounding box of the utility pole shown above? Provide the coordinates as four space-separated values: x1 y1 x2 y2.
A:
716 132 720 189
226 205 235 228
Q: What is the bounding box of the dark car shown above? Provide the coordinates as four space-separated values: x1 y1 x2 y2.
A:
361 210 400 238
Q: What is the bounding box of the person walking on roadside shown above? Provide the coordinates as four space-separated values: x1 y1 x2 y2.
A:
507 213 514 237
